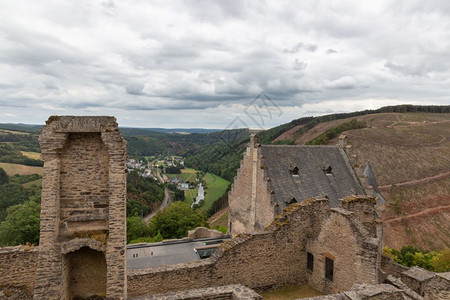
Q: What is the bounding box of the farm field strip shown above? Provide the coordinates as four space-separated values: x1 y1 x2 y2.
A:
21 151 42 160
0 162 43 176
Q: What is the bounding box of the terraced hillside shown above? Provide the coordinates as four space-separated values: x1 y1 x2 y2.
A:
274 112 450 250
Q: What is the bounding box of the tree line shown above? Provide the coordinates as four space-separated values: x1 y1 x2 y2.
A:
0 143 43 166
0 168 41 246
384 246 449 272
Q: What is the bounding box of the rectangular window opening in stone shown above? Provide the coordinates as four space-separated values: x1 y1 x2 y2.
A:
66 247 107 299
307 252 314 272
325 257 334 281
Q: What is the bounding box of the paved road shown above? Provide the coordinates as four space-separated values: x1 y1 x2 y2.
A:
143 187 172 223
142 161 172 223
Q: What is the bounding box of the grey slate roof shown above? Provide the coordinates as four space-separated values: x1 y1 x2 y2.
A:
363 164 386 204
261 145 365 208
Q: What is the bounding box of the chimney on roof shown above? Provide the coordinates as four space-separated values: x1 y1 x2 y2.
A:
250 132 259 148
338 134 347 148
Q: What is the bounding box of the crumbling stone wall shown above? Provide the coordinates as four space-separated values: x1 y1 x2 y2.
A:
33 116 127 300
187 227 224 239
128 196 381 297
0 246 39 293
381 256 450 299
307 198 382 294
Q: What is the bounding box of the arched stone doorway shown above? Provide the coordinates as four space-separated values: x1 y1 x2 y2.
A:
66 247 107 299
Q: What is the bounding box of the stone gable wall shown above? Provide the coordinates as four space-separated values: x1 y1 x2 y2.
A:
228 136 256 235
229 134 274 236
254 151 275 232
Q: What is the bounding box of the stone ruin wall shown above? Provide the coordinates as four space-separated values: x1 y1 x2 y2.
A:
0 246 39 294
127 196 381 298
33 116 127 300
0 196 382 298
228 134 275 236
254 147 276 232
59 132 110 239
228 137 255 235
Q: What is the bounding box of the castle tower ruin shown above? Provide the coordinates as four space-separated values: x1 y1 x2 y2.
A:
34 116 127 300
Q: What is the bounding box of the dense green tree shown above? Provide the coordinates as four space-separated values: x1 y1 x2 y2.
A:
166 166 181 174
126 216 152 243
126 170 165 217
384 246 450 272
432 248 450 272
0 143 43 166
126 200 150 218
9 174 41 185
0 183 30 221
0 200 41 246
0 167 8 185
173 189 185 201
149 202 207 239
306 119 366 145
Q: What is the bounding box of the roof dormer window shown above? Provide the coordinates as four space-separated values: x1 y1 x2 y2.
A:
323 164 332 175
289 164 299 176
288 197 297 204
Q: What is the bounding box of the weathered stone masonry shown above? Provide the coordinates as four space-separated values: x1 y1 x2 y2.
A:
0 246 39 294
127 196 382 297
33 116 127 300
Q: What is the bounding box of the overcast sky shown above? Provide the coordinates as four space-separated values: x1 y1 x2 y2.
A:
1 0 449 128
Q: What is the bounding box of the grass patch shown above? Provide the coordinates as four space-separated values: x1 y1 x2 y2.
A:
261 285 322 300
0 162 43 176
20 151 42 160
202 173 230 212
209 212 229 228
155 161 165 167
168 168 199 183
172 168 230 212
184 188 198 206
22 178 42 188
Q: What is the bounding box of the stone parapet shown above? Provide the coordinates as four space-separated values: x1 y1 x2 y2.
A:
0 246 39 294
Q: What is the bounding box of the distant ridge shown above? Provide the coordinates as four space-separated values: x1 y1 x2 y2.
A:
0 123 221 135
120 127 221 134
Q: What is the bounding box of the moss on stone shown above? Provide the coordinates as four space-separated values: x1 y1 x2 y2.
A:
342 195 377 204
45 115 58 125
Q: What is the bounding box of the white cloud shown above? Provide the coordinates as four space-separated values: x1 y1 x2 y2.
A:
0 0 449 128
